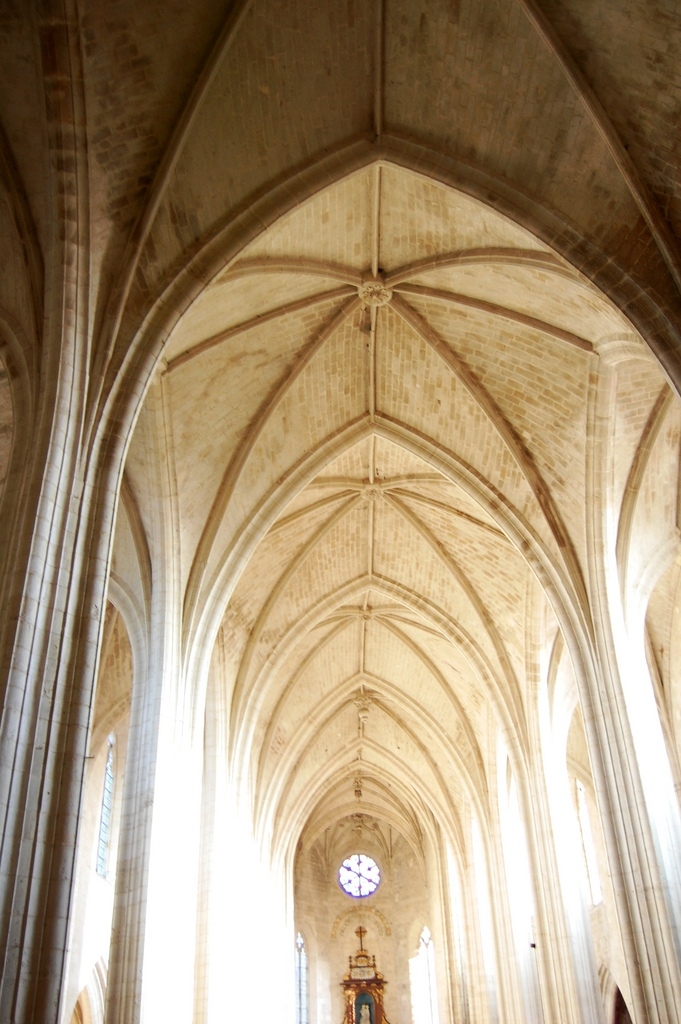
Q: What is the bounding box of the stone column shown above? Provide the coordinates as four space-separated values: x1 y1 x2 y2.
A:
518 742 604 1024
458 819 497 1024
0 4 117 1014
105 381 203 1024
536 661 606 1024
0 434 116 1022
576 362 681 1024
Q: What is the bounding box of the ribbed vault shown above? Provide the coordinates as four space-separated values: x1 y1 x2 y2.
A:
2 2 681 1022
118 161 663 876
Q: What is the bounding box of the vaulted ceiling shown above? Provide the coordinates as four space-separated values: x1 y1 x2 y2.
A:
2 0 680 873
118 161 671 867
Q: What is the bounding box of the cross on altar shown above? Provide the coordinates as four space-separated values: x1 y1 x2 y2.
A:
355 926 367 950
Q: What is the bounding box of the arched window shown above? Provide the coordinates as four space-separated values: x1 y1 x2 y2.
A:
295 931 308 1024
96 736 115 877
409 926 439 1024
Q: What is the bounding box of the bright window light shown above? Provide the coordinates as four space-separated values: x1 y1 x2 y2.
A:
338 854 380 897
96 736 115 877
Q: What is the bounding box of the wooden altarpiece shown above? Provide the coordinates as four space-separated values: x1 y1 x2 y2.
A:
341 927 389 1024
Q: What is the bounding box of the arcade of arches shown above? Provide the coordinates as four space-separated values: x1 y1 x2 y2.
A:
1 3 681 1024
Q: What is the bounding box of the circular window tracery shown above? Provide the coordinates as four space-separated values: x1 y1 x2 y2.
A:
338 854 380 897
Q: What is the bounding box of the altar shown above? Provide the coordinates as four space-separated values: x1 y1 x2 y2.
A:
340 928 390 1024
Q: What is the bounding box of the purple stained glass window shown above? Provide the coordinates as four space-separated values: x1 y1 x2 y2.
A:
338 854 380 897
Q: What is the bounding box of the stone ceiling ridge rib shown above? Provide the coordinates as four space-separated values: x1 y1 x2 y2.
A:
256 678 479 842
385 248 568 286
370 418 596 648
181 295 361 640
390 295 589 609
232 314 369 524
118 139 681 440
166 267 359 362
254 608 486 788
167 284 355 371
233 568 523 794
391 486 503 538
256 620 359 739
291 771 431 868
384 491 523 701
229 573 374 769
410 267 627 346
193 406 599 717
265 726 466 866
185 418 376 669
168 237 628 373
270 489 362 533
375 613 519 776
230 492 366 721
394 282 593 352
373 0 385 140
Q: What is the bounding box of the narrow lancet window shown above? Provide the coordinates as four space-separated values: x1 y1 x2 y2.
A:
96 736 115 877
295 931 308 1024
410 926 439 1024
